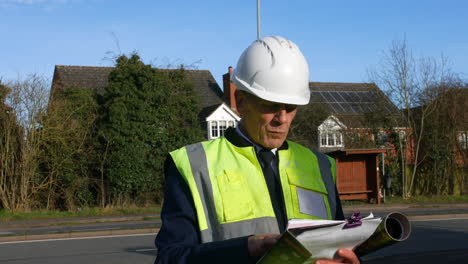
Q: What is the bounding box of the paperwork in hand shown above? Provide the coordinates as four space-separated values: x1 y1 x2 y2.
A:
257 212 411 264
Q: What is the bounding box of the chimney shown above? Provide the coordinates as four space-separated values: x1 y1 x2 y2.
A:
223 66 238 113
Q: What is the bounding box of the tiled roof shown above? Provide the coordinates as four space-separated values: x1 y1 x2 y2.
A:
51 65 224 111
52 65 114 95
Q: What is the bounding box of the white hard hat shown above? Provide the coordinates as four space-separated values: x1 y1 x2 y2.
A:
232 36 310 105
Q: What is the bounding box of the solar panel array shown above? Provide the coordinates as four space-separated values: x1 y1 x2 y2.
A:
311 90 396 114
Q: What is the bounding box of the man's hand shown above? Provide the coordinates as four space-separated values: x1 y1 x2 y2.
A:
315 248 360 264
247 234 280 257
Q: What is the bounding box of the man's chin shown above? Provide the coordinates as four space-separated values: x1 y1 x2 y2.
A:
262 138 286 149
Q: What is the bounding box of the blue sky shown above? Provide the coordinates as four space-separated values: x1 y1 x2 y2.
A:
1 0 467 88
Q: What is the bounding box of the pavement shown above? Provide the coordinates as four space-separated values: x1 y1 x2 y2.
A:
1 202 468 242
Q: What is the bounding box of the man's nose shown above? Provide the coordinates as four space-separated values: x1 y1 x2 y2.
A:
275 108 288 123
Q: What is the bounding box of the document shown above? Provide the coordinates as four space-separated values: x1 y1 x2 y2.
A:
257 212 411 264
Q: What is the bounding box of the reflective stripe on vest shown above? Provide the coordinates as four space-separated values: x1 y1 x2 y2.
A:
170 137 336 243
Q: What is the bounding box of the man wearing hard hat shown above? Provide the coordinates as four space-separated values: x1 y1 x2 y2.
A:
155 36 360 264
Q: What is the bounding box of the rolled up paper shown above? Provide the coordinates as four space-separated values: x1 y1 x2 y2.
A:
354 212 411 257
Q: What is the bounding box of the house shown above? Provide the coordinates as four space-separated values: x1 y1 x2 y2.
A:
306 82 402 203
50 65 240 140
308 82 400 152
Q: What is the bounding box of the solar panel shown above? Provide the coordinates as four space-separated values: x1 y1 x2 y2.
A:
365 91 377 100
330 103 346 112
318 92 328 101
357 104 366 112
362 104 373 112
348 92 361 102
310 92 323 102
330 92 345 102
310 87 399 116
330 103 343 113
341 92 353 102
356 92 367 102
337 92 348 102
322 92 335 102
337 103 349 113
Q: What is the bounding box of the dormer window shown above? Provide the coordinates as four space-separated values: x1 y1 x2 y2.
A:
320 130 344 147
206 104 241 140
318 116 346 148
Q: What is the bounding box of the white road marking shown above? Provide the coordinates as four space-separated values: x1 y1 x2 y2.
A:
0 233 156 245
411 217 468 222
135 248 156 252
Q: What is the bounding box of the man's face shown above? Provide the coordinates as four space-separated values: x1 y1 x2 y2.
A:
236 91 297 149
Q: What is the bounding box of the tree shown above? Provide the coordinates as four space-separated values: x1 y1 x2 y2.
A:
98 54 203 204
0 82 21 210
416 84 467 195
369 38 460 198
0 74 49 211
39 86 99 210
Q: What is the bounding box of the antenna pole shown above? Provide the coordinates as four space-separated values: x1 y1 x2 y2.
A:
257 0 261 39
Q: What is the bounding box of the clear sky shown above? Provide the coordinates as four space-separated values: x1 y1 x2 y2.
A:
1 0 467 89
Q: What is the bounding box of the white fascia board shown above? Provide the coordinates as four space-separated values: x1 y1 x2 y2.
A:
206 103 241 122
318 115 347 130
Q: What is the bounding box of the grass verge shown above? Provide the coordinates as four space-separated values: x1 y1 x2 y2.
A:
0 205 161 222
341 195 468 206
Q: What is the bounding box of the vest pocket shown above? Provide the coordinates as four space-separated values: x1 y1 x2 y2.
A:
217 169 254 223
285 169 330 219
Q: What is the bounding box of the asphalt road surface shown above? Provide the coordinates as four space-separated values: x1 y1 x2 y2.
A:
363 217 468 264
0 233 157 264
1 217 467 264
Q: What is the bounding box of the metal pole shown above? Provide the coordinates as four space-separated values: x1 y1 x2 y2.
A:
382 152 386 203
257 0 261 39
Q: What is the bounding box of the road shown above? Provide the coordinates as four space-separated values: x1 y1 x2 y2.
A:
0 234 157 264
1 217 467 264
363 217 468 264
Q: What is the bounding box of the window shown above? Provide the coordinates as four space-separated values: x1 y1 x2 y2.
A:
219 121 227 137
321 133 327 146
211 121 218 138
459 132 467 150
319 130 344 147
377 131 388 146
209 120 238 139
327 133 334 146
335 132 342 145
398 130 407 143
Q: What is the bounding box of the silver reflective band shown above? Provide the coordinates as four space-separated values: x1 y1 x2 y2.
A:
200 217 279 242
185 143 220 240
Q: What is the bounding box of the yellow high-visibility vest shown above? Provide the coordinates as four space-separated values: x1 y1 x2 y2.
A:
170 136 337 243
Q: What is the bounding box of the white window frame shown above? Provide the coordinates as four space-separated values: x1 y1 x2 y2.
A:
318 115 346 148
458 131 467 150
319 130 344 148
211 121 218 138
209 119 238 139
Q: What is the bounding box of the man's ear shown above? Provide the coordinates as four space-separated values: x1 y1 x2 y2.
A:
234 90 246 116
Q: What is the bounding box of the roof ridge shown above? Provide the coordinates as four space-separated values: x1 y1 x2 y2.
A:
55 65 115 69
309 82 375 85
55 65 211 73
